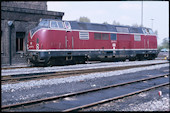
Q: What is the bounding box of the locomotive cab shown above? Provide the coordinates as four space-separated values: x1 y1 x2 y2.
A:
27 19 72 66
139 27 158 60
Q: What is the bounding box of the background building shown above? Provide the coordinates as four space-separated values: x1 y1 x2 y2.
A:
1 1 64 66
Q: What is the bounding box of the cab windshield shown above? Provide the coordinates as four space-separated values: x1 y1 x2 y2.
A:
38 20 50 27
148 29 154 34
143 28 155 35
50 20 71 29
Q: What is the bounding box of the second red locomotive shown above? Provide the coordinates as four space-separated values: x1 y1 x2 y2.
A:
27 19 158 66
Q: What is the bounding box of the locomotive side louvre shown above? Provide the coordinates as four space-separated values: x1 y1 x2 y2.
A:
27 19 158 66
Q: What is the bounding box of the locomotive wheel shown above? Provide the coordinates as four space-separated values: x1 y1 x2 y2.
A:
46 60 52 67
46 58 66 66
121 58 126 62
137 54 144 61
55 57 66 66
73 56 86 64
129 57 136 61
147 54 156 60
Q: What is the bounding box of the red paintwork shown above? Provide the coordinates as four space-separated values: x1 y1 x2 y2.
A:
27 29 157 51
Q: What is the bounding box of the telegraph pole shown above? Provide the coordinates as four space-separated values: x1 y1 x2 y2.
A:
151 19 154 30
141 1 143 27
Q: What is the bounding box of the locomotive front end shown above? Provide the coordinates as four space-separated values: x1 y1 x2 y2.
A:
27 19 51 66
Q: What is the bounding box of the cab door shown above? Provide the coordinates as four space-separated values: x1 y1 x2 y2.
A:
144 36 149 49
143 28 150 49
65 31 73 49
64 22 73 49
110 33 117 56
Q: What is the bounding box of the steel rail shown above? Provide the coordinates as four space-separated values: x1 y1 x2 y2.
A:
2 65 32 70
1 62 168 84
1 74 169 110
1 60 165 70
63 82 169 112
1 61 102 70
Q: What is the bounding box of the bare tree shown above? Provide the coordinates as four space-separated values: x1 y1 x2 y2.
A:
158 37 169 50
132 23 139 27
103 22 109 24
132 23 143 27
77 16 91 23
154 30 158 35
112 20 120 25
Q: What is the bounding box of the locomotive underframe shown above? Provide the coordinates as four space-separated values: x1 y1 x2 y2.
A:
27 49 158 66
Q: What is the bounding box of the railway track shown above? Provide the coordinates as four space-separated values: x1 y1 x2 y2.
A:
2 65 32 70
1 62 168 84
1 61 101 70
1 59 167 70
2 74 169 112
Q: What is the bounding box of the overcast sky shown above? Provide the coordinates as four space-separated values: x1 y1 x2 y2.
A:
47 1 169 45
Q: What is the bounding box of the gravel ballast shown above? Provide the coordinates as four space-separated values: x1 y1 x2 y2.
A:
1 60 169 111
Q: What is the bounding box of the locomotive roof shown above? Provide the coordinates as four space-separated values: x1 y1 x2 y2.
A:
40 19 152 34
68 21 144 34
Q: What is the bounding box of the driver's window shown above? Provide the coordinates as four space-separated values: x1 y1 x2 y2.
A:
51 21 58 28
148 29 154 34
64 22 71 29
143 28 149 34
145 29 150 34
58 21 64 29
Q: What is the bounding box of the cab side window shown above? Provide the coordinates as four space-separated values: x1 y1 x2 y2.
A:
148 29 154 34
143 28 150 34
64 22 71 29
110 33 117 40
146 29 150 34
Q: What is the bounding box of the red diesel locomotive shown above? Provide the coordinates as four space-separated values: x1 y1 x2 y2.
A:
27 19 158 66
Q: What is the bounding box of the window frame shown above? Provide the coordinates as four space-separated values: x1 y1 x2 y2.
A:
50 21 59 28
130 28 139 33
110 33 117 40
142 28 150 34
57 21 64 29
148 29 154 34
16 32 25 53
64 21 71 29
94 33 102 40
101 33 109 40
38 20 50 27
